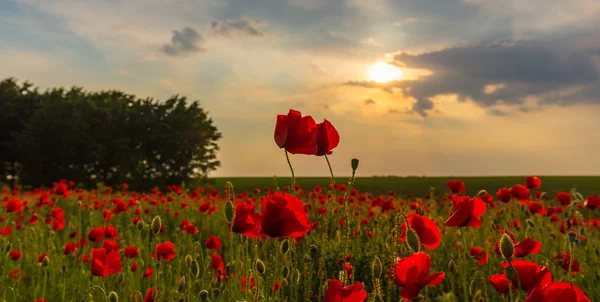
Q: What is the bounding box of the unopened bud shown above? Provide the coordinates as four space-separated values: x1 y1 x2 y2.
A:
475 190 488 198
185 255 193 269
539 192 548 202
282 266 290 279
108 291 118 302
136 219 145 230
224 201 235 223
212 288 221 300
178 276 186 292
190 259 200 278
199 290 209 301
280 239 290 255
351 158 359 172
448 259 457 273
41 255 50 267
406 227 420 253
500 234 514 259
372 256 382 278
568 232 577 244
255 259 266 274
525 219 535 228
310 245 318 258
151 216 162 234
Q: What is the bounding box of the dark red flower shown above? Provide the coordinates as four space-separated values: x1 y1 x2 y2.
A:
324 279 368 302
391 252 445 301
205 235 222 250
102 240 120 253
525 176 541 189
6 200 23 213
496 188 512 203
555 192 571 206
259 192 311 238
211 253 227 281
131 261 138 272
528 202 546 216
446 180 466 194
488 260 552 294
553 251 582 274
155 241 176 262
124 246 139 258
525 282 590 302
88 227 105 243
104 226 118 239
274 109 318 155
513 238 542 257
469 246 489 265
90 248 122 277
511 184 531 204
584 196 599 209
142 268 154 278
144 288 157 302
63 242 78 255
445 195 486 228
231 202 263 238
9 250 21 261
399 213 441 250
315 120 340 156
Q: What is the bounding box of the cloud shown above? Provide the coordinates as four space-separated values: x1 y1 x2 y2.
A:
161 27 205 57
364 98 376 105
388 108 400 114
487 108 507 116
209 18 265 38
345 34 600 117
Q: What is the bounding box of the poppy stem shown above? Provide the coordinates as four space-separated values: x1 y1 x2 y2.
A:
324 154 334 183
568 242 574 281
81 285 108 302
460 228 469 302
284 150 296 195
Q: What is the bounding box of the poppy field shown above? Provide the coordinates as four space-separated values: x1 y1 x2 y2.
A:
1 109 600 302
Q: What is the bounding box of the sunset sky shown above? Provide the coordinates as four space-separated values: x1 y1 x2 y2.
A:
2 0 600 177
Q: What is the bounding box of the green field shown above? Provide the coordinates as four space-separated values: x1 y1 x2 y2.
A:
214 176 600 196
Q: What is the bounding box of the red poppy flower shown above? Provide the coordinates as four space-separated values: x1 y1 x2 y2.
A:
469 246 489 265
259 192 311 238
272 280 281 292
104 226 118 238
142 268 154 278
391 252 445 301
511 184 531 204
274 109 318 155
102 240 120 253
88 227 105 243
446 180 466 194
553 251 582 274
63 242 79 255
155 241 176 262
124 246 139 258
211 253 227 281
488 260 552 294
527 202 546 216
324 279 368 302
6 200 23 213
496 188 512 203
525 176 541 189
144 288 157 302
205 235 222 250
584 196 599 210
90 248 122 277
513 238 542 257
525 282 590 302
37 253 49 263
445 195 486 228
399 213 441 250
555 192 571 206
231 202 263 238
35 299 48 302
131 261 139 272
315 120 340 156
9 250 21 261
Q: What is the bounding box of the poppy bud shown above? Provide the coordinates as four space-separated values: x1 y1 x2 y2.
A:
475 190 488 198
108 291 118 302
151 216 162 235
539 192 548 202
185 255 192 269
282 266 290 279
505 265 516 281
416 206 424 216
309 245 318 258
525 219 535 228
294 268 301 285
406 227 421 253
199 290 209 301
212 288 221 300
117 272 125 284
351 158 359 172
155 261 161 269
255 259 266 274
225 201 235 223
136 219 145 230
178 276 186 292
568 231 577 244
41 255 50 267
448 259 456 273
372 256 382 278
190 259 200 278
500 233 514 259
61 265 67 273
280 239 290 255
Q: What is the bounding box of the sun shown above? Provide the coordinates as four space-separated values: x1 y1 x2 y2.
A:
368 62 403 83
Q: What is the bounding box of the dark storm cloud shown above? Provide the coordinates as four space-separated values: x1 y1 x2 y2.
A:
161 27 205 57
209 18 264 38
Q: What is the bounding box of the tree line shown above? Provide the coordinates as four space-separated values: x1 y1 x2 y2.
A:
0 78 221 190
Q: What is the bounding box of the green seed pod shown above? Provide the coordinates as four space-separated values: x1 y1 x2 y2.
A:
255 259 266 275
351 158 359 172
280 239 290 255
199 290 209 302
108 291 118 302
178 276 186 292
372 256 382 278
225 201 235 223
500 233 514 260
185 255 193 269
406 227 421 253
151 215 162 234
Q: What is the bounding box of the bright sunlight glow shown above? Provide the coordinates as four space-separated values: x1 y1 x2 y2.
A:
368 62 403 83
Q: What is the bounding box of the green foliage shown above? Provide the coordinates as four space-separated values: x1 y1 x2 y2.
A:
0 78 221 190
